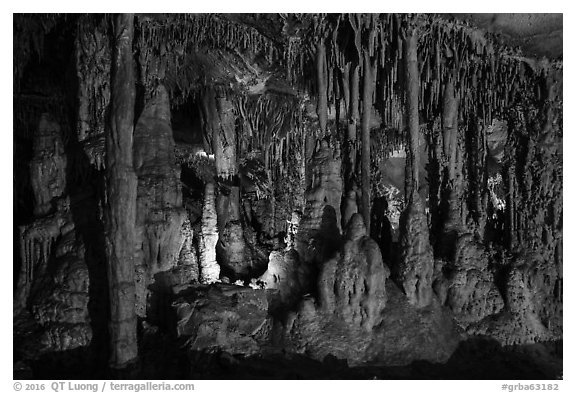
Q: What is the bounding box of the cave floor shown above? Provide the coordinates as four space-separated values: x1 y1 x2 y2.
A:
14 312 562 380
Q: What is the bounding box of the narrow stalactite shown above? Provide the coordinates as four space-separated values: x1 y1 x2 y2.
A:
316 40 328 134
104 13 138 369
341 62 360 227
405 27 420 198
443 81 458 183
361 52 375 232
440 79 466 244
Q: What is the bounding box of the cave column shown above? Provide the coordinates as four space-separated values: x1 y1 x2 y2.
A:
361 52 375 232
212 94 239 230
201 91 250 279
341 63 360 228
442 80 466 232
397 25 435 308
406 28 420 198
104 13 138 369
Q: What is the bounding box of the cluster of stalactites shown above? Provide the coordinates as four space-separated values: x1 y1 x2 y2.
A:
288 13 534 135
135 14 281 103
75 15 111 143
235 93 305 182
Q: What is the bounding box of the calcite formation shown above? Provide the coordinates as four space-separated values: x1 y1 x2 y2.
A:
295 138 343 264
216 186 250 279
103 14 139 368
318 214 389 331
31 227 92 352
15 114 93 353
437 234 505 325
133 85 189 315
29 114 67 217
397 193 435 308
13 13 563 379
199 182 220 284
258 249 310 310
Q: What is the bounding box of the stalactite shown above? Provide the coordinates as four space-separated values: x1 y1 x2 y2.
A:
405 27 420 198
361 51 375 232
75 15 110 150
316 40 328 134
349 65 360 179
104 13 138 369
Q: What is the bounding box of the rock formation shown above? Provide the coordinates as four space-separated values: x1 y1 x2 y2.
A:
13 13 563 379
15 115 93 353
258 249 310 311
103 14 138 368
397 27 435 309
295 138 343 264
436 234 505 325
318 213 389 331
133 84 190 316
199 182 220 284
174 284 269 356
398 193 435 308
29 114 67 217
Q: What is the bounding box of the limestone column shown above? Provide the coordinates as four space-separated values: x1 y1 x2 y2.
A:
398 26 435 308
104 13 138 369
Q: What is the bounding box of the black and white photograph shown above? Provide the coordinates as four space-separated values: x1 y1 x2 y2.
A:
6 3 569 387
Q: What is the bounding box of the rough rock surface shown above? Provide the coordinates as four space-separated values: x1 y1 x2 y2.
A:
295 138 343 264
397 193 435 308
174 284 269 356
318 214 389 331
217 187 251 279
31 225 92 352
15 114 92 353
29 114 67 217
282 214 399 364
372 282 462 366
258 249 310 311
284 280 460 366
133 85 190 315
435 234 505 325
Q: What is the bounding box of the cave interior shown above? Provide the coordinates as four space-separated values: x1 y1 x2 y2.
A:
13 13 563 379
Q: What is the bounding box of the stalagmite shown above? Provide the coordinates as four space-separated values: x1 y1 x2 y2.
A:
133 84 188 316
318 213 389 331
199 182 220 284
397 26 435 308
208 95 250 278
104 13 138 369
295 139 343 264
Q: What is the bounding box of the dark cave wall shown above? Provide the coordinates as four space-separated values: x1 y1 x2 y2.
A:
13 13 562 376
